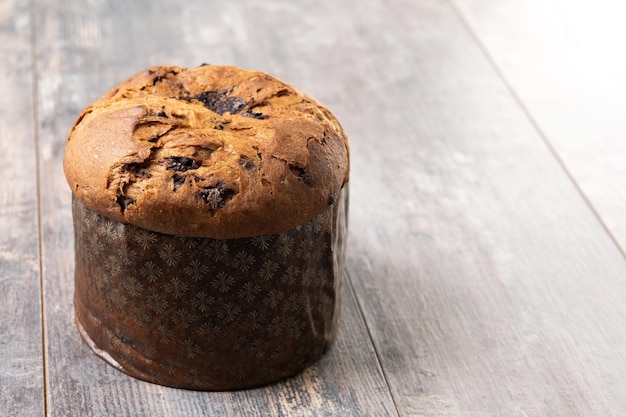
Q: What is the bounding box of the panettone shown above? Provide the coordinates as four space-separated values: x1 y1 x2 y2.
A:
64 64 349 390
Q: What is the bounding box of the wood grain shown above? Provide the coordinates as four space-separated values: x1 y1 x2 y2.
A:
341 0 626 415
452 0 626 254
0 0 44 416
18 0 626 415
34 0 396 415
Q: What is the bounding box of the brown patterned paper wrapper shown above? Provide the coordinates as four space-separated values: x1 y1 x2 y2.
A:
72 187 348 390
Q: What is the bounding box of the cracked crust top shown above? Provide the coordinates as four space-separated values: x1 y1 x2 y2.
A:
63 65 349 238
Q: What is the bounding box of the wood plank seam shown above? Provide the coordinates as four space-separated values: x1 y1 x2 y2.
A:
28 0 48 414
446 0 626 263
345 270 402 417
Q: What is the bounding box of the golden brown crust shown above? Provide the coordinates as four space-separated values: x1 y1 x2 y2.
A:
63 65 349 238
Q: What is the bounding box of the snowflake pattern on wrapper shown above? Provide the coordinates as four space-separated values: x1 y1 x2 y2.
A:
72 188 348 390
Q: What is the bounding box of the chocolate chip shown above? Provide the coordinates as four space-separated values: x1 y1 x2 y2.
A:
116 195 135 213
194 91 247 115
123 163 151 178
172 174 186 189
250 146 263 162
165 156 199 172
193 91 220 106
156 110 168 118
327 191 336 206
152 75 166 86
199 182 235 210
288 164 315 186
242 100 270 120
238 156 256 171
242 111 269 120
219 97 246 114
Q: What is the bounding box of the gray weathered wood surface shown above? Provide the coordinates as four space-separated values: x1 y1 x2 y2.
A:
2 0 626 415
453 0 626 254
0 1 44 416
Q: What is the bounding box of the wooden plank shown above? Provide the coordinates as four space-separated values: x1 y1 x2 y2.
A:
34 0 396 416
0 0 45 416
452 0 626 254
340 0 626 416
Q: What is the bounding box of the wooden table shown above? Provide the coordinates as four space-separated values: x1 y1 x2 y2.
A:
3 0 626 415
